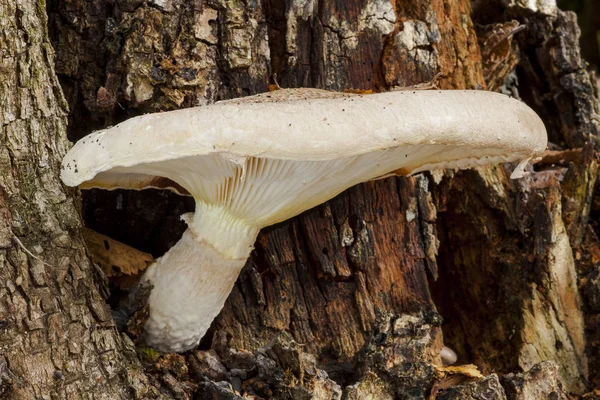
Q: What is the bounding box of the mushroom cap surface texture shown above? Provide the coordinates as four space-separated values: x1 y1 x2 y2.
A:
62 88 546 228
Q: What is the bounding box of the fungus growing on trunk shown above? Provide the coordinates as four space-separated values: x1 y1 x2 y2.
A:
61 88 547 352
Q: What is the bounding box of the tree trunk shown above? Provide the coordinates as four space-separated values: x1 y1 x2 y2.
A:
0 0 596 398
0 0 157 398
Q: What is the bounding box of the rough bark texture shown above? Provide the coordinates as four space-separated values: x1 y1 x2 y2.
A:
0 0 156 398
0 0 596 398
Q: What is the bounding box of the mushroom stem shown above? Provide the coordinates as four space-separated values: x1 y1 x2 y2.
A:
142 203 259 352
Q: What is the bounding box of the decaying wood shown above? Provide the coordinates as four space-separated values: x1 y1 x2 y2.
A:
0 0 595 398
431 5 600 395
477 20 523 92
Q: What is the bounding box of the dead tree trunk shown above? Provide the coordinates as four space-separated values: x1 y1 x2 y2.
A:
0 0 596 398
432 4 600 394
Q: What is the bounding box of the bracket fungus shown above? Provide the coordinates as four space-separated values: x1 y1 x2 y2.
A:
61 88 547 353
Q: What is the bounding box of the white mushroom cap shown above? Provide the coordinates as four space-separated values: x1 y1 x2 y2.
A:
62 88 546 229
61 88 547 352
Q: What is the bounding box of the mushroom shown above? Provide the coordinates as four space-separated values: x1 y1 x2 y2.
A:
440 345 458 366
61 88 547 353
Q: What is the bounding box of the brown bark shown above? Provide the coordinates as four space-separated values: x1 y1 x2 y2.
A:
0 0 595 398
432 5 600 394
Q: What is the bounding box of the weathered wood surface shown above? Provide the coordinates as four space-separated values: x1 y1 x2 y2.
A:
0 0 596 398
434 5 600 394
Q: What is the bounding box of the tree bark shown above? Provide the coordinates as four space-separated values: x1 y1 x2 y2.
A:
0 0 596 398
0 0 158 398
